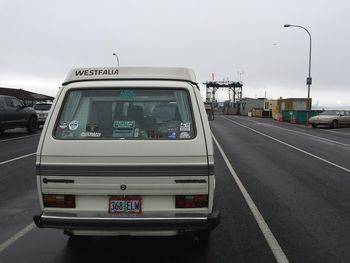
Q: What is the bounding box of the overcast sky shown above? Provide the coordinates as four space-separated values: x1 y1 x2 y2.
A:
1 0 349 108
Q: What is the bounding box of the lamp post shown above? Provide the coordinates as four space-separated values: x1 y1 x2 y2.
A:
112 53 120 67
284 24 312 100
237 70 244 84
284 24 312 125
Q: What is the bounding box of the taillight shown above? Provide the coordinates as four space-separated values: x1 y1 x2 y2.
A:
43 194 75 208
175 195 208 208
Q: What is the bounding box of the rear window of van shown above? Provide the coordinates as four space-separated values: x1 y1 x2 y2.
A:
54 88 195 140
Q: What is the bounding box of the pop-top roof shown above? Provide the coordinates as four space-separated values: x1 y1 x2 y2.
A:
63 67 197 85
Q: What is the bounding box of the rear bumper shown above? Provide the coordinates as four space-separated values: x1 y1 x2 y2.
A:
33 210 220 231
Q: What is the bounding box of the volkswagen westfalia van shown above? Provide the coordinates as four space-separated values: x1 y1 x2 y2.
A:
34 67 220 242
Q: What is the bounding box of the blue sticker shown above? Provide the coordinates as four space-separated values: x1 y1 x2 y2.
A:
167 131 176 139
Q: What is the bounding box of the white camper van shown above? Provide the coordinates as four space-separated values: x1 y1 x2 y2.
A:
34 67 219 241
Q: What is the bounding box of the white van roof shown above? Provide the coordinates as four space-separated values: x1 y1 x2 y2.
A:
62 67 197 86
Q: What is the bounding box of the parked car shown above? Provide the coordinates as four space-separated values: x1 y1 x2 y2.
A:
309 110 350 128
0 95 38 134
33 102 52 128
33 67 220 243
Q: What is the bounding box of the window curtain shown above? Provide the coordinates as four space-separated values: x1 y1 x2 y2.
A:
61 91 82 122
174 91 191 123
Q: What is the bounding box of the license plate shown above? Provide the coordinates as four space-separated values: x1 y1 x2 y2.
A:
109 196 142 214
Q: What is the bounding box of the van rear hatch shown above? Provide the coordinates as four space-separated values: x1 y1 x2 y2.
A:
36 83 215 227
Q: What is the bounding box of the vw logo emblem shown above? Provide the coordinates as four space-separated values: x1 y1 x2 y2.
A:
120 184 127 191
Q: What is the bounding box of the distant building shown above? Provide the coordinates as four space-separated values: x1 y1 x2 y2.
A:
239 98 265 116
0 87 54 106
222 100 239 115
277 98 312 111
264 99 279 119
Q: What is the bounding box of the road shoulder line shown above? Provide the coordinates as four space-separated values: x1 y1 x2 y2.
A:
0 153 36 166
222 116 350 174
212 134 289 263
0 223 35 253
0 134 40 143
231 115 350 148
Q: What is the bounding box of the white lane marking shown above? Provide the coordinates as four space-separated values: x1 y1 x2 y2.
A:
222 116 350 174
0 223 35 253
0 153 36 166
0 134 40 143
227 116 350 148
323 129 350 137
272 126 350 148
212 134 289 263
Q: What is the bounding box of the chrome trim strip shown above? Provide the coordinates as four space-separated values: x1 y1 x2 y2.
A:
42 215 207 222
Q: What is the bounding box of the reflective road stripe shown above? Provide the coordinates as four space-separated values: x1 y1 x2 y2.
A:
0 153 36 166
212 134 289 263
222 116 350 174
0 223 35 253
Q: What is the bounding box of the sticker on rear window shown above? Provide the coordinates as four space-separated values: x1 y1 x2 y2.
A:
86 124 99 132
113 121 135 129
113 129 134 138
119 90 135 97
134 128 139 137
81 132 101 137
59 122 68 129
167 131 177 139
68 120 79 131
180 123 191 132
179 132 191 139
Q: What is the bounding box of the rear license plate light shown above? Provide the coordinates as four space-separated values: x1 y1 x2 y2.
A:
175 195 208 208
43 194 75 208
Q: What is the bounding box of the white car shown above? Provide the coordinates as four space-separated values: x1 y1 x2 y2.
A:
33 102 52 128
309 110 350 128
33 67 220 242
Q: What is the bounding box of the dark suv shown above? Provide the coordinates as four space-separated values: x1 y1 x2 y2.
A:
0 95 38 134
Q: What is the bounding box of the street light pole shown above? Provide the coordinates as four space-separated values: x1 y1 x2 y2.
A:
284 24 313 126
284 24 312 100
112 53 120 67
237 70 244 83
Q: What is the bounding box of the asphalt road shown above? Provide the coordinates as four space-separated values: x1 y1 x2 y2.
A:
0 118 349 263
